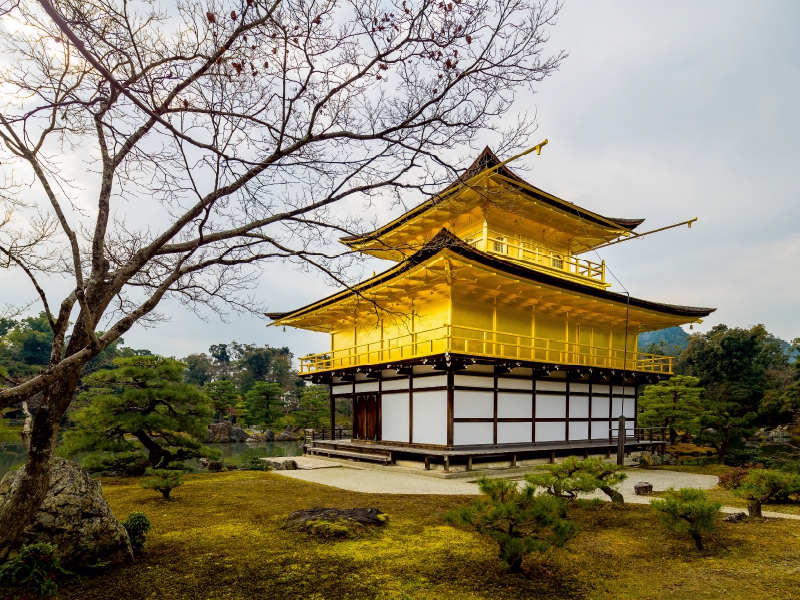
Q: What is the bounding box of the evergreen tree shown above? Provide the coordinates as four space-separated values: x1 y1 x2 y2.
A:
696 399 756 465
638 376 704 444
61 356 218 471
244 382 284 427
293 385 330 429
651 488 721 551
204 380 240 422
182 353 215 387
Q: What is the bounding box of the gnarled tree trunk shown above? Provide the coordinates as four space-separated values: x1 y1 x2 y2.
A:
747 498 762 518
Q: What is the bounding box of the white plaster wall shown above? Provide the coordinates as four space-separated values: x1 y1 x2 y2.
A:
536 395 566 418
498 378 532 391
454 390 494 418
381 392 409 443
414 374 447 388
331 384 352 395
537 380 567 392
569 396 590 418
382 378 409 391
593 384 611 394
498 422 532 444
570 383 591 393
612 385 637 396
612 398 636 419
454 374 494 388
591 397 610 418
497 393 532 418
354 381 379 393
568 421 589 441
412 390 447 445
454 422 494 445
591 421 611 439
535 421 566 442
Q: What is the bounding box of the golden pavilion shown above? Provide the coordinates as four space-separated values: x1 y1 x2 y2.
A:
267 148 715 470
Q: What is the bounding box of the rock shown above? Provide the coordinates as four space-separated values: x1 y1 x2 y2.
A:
246 433 266 443
207 460 223 472
226 465 238 471
276 431 298 442
285 507 388 538
262 459 298 470
723 512 747 523
102 471 121 478
229 425 250 442
0 458 133 570
206 421 233 443
634 482 653 496
264 429 275 442
198 457 209 469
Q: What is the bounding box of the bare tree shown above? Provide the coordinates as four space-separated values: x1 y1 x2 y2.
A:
0 0 564 556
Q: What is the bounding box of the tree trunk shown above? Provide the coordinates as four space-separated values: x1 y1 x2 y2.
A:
20 401 33 450
600 485 625 505
134 429 169 468
506 553 523 573
690 532 704 551
0 366 83 561
747 498 762 518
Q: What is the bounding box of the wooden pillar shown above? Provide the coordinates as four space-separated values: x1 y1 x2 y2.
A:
467 456 473 471
617 415 626 466
444 456 450 473
511 453 517 468
328 382 335 440
550 450 555 464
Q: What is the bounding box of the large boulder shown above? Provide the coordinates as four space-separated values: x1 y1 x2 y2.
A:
229 425 250 442
264 429 275 442
206 421 233 443
0 458 133 570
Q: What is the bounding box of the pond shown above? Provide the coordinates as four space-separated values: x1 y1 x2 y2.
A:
0 441 304 480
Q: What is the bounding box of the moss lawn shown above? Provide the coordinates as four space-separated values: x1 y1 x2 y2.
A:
57 470 800 600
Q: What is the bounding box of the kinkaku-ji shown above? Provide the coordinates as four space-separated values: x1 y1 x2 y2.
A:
266 147 715 472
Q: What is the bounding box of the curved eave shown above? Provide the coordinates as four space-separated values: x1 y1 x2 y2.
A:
339 147 644 249
267 229 715 327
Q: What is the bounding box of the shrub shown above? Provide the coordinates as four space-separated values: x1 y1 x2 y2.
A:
445 477 578 573
0 542 69 599
724 448 765 467
239 457 272 471
122 512 152 554
651 488 721 551
732 469 800 517
525 456 627 504
139 469 183 499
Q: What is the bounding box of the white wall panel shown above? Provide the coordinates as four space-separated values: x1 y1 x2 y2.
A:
590 421 611 439
498 422 532 444
568 421 589 441
414 374 447 388
412 390 447 445
569 396 590 418
536 395 566 418
454 390 494 418
592 384 611 394
453 422 494 445
498 378 532 391
612 398 636 419
381 392 409 443
537 380 567 392
497 393 532 418
570 383 590 393
331 384 352 395
535 421 566 442
454 374 494 388
354 381 379 393
612 385 636 396
591 397 610 418
381 378 409 391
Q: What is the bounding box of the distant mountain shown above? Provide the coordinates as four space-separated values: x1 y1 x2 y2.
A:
638 326 690 351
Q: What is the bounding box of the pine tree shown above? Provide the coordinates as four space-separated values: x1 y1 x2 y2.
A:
244 382 284 428
61 356 219 471
204 380 240 423
638 376 704 444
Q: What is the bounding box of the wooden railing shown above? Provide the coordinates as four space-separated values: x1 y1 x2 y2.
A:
463 230 607 287
299 325 673 375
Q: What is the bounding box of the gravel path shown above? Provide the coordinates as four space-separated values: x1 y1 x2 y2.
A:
274 464 800 520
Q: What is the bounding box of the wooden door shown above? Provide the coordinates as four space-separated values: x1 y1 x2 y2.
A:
354 394 379 440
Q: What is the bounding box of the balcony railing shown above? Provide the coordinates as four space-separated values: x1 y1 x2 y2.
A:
462 230 607 287
299 325 673 375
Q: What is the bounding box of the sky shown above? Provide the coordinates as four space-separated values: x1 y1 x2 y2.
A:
1 0 799 360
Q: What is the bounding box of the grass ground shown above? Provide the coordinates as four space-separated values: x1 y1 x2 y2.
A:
54 470 800 600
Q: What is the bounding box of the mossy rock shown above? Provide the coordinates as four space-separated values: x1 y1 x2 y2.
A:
284 507 388 538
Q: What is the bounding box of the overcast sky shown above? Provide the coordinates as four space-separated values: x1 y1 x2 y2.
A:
2 0 799 360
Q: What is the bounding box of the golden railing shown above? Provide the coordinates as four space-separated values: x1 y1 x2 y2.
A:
299 325 673 375
463 230 607 287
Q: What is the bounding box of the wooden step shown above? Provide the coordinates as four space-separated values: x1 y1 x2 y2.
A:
307 447 392 464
